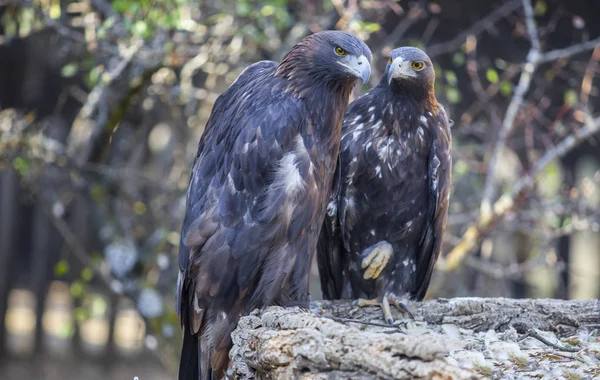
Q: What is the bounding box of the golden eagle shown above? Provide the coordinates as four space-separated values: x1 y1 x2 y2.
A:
177 31 372 379
317 47 451 324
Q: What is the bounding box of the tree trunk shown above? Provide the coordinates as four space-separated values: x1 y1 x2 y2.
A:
230 298 600 379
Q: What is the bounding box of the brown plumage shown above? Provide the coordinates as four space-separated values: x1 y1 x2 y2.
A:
176 31 371 379
317 46 452 323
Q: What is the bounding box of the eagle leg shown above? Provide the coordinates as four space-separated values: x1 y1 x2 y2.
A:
353 294 394 324
353 293 415 324
361 241 394 280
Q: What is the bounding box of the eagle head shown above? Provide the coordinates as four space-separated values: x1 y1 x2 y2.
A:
385 47 434 89
279 31 372 86
313 30 372 85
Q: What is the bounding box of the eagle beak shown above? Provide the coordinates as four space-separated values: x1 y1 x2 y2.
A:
356 55 371 85
339 55 371 85
388 57 416 85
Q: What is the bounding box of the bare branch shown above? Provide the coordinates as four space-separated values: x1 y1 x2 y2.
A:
427 0 521 57
522 0 540 52
480 0 541 224
540 36 600 63
440 116 600 271
66 40 144 165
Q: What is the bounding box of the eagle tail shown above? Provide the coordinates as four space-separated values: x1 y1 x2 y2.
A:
178 330 200 380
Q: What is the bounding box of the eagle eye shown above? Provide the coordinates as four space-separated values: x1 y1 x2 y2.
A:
334 46 347 56
411 61 424 70
388 56 393 64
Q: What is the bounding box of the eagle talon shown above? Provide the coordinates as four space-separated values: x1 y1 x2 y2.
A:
353 295 395 325
353 294 414 324
354 297 380 307
361 241 393 280
393 300 415 320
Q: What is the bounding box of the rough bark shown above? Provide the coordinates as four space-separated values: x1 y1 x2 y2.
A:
229 298 600 379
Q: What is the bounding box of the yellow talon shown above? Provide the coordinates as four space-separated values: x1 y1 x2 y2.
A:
354 294 415 324
355 297 380 307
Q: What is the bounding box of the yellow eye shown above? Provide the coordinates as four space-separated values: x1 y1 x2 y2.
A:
388 56 393 64
335 46 346 56
411 61 424 70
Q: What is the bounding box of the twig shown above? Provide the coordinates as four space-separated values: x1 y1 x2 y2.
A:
439 116 600 271
67 39 144 165
314 311 406 330
427 0 521 57
479 2 600 225
20 0 87 44
35 191 124 294
540 36 600 63
480 0 541 224
518 326 580 352
579 45 600 105
377 3 426 52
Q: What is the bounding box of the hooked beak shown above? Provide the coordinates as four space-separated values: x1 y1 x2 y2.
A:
387 57 416 85
338 54 371 85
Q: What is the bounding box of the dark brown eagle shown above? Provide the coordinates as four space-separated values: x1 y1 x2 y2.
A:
317 47 452 324
177 31 371 379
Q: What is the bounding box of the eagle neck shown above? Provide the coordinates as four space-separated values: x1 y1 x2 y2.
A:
304 82 354 151
384 79 437 111
379 82 440 136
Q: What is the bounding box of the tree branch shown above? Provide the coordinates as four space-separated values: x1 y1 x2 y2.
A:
230 298 600 379
540 36 600 63
427 0 521 58
440 116 600 271
480 0 541 224
66 39 144 165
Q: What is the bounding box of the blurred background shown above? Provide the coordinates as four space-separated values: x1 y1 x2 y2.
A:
0 0 599 378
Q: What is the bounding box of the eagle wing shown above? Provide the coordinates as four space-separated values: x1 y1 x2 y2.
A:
177 60 277 321
412 108 452 300
316 93 374 300
177 60 324 377
316 154 344 299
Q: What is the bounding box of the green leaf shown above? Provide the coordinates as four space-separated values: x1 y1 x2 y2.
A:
237 2 251 16
86 66 102 88
564 90 578 106
90 296 108 317
90 183 106 204
134 201 147 215
56 322 75 339
132 20 151 38
534 0 547 16
452 52 465 67
61 63 78 78
70 281 85 298
446 87 462 104
454 160 469 176
500 81 513 97
49 0 61 19
81 267 94 282
444 70 457 86
486 68 499 84
54 260 70 277
261 5 275 16
13 156 30 176
494 58 508 70
74 307 89 322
